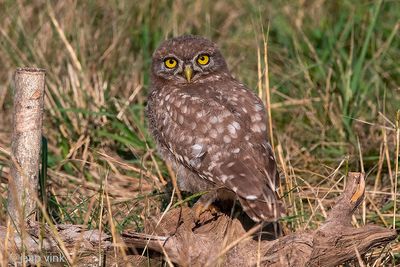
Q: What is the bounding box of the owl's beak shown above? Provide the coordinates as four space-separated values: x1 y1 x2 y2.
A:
184 65 193 82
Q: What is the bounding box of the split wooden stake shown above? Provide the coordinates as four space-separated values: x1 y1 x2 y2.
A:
8 67 45 229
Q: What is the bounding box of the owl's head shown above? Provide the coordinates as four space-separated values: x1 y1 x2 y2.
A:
151 35 229 84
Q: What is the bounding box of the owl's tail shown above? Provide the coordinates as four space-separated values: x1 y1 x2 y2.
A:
238 196 285 222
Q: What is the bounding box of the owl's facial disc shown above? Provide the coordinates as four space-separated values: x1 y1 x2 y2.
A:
157 55 206 83
152 35 229 84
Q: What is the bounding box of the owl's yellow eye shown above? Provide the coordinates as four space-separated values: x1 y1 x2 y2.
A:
164 58 177 69
197 54 210 65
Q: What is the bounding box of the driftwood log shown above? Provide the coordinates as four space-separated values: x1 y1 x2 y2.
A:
0 172 396 266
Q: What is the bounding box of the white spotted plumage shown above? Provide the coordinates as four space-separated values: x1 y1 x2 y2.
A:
146 35 284 222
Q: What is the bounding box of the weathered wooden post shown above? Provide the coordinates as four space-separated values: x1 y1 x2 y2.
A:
8 67 45 228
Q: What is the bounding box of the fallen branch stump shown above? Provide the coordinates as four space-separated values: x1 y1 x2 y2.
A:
0 172 396 266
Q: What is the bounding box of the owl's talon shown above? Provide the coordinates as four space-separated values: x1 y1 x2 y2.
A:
193 202 219 222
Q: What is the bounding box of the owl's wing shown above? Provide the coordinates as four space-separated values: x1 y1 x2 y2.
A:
150 82 283 221
214 81 280 193
209 82 283 221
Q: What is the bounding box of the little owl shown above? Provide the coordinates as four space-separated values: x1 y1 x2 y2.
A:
146 35 284 222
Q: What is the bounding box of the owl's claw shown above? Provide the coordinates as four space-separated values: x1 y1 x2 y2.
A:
193 202 219 222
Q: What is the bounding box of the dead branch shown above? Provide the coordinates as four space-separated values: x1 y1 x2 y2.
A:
122 172 397 267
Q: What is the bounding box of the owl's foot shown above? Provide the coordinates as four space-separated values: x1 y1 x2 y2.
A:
193 201 219 223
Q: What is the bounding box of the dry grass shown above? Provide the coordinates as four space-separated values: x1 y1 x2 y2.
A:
0 0 399 265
